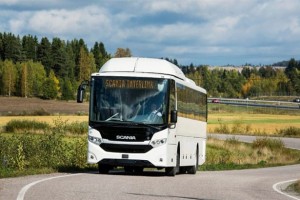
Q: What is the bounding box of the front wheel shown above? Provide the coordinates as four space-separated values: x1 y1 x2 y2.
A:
165 149 180 176
187 147 199 174
98 163 110 174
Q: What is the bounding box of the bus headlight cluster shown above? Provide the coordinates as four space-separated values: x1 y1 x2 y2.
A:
150 138 167 148
88 136 102 145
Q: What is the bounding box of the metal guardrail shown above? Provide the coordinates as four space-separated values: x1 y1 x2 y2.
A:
208 98 300 110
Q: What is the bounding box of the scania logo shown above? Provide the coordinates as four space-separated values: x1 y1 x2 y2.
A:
116 135 136 140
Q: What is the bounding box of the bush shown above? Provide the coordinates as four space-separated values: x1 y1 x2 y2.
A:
252 137 285 151
5 120 50 133
65 121 88 135
4 119 88 135
0 132 87 176
277 126 300 137
1 118 88 176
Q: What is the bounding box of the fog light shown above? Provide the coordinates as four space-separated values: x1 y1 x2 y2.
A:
150 138 167 147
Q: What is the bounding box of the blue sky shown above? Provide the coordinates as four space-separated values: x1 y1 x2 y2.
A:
1 0 300 66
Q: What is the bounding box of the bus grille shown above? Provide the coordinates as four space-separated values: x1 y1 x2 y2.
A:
100 143 152 153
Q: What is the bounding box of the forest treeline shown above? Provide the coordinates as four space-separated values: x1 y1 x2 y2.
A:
0 32 299 100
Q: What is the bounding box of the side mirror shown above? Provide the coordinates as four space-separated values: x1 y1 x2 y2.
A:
77 85 85 103
170 110 177 124
77 80 89 103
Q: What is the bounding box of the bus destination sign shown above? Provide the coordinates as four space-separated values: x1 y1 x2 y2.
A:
105 79 156 89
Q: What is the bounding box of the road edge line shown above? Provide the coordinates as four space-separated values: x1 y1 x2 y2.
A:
272 179 300 200
17 174 81 200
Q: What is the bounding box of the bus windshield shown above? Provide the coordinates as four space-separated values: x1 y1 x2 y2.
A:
90 77 169 125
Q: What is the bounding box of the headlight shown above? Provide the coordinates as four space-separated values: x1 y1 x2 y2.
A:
150 138 167 148
88 136 102 145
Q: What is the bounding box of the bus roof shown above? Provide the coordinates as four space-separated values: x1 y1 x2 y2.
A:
100 57 187 81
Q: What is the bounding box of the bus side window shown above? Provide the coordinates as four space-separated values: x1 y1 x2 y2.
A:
169 80 176 123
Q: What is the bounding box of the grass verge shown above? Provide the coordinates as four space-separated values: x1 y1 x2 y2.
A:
200 137 300 171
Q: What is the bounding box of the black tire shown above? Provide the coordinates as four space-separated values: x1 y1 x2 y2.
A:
134 167 144 174
165 148 180 176
124 166 134 173
124 166 144 174
187 147 199 174
98 163 110 174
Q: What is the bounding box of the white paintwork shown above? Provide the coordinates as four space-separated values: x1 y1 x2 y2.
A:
88 57 207 169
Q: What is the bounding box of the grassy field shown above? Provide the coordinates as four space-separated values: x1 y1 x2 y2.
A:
0 97 299 136
0 115 88 128
208 103 300 136
208 113 300 135
1 97 300 178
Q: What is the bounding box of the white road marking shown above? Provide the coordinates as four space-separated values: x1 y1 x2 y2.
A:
273 179 300 200
17 174 81 200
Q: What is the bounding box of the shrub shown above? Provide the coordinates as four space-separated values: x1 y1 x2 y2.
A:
65 121 88 135
5 120 50 133
277 126 300 137
0 132 87 175
252 137 285 151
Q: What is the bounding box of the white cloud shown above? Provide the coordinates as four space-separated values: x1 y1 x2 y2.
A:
0 0 19 5
1 0 300 65
27 6 111 37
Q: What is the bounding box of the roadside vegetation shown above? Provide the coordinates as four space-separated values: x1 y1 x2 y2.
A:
1 118 300 178
0 118 91 178
286 180 300 195
208 104 300 137
201 137 300 171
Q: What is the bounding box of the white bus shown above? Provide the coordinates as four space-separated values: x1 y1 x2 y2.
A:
77 57 207 176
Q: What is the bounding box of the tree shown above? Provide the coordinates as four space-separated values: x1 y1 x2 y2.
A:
51 38 67 76
1 60 17 96
20 62 28 97
114 48 132 57
65 42 76 80
61 78 74 100
91 42 110 70
0 33 4 60
78 47 96 81
2 33 23 62
37 37 52 74
70 39 88 80
42 70 59 99
22 35 38 61
285 58 300 94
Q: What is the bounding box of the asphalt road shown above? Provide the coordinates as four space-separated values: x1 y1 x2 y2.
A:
1 134 299 200
1 164 300 200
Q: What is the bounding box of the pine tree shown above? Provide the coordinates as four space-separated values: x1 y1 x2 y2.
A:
37 37 52 74
22 35 38 61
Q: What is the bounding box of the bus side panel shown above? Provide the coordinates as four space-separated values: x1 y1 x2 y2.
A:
176 117 206 166
176 117 206 138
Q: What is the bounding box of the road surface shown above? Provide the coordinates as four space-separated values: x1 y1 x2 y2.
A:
1 134 299 200
0 165 299 200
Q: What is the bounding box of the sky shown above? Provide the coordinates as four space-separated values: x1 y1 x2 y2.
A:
1 0 300 66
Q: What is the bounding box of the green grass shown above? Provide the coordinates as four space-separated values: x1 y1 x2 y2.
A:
285 180 300 196
1 109 300 178
200 137 300 171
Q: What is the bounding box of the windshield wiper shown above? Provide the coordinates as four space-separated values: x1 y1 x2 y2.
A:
105 113 122 121
127 121 161 130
